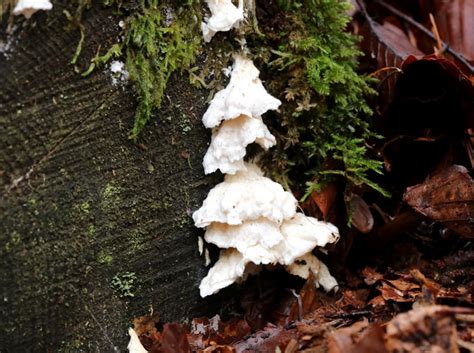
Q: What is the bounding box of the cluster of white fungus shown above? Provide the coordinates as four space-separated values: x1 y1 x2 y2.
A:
201 0 244 42
195 165 340 297
13 0 52 18
195 1 341 298
127 2 342 349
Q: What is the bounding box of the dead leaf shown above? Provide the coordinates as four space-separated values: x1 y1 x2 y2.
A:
404 165 474 238
349 195 374 234
132 314 161 351
310 182 338 221
362 267 384 285
385 306 473 353
233 325 297 353
159 323 190 353
425 0 474 61
328 319 388 353
287 275 319 322
188 315 251 350
379 281 419 302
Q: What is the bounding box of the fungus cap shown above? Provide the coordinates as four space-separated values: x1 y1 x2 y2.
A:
199 248 248 297
203 115 276 175
127 328 148 353
204 218 284 265
202 55 281 128
13 0 52 18
204 213 339 266
201 0 244 43
286 253 338 292
192 164 297 227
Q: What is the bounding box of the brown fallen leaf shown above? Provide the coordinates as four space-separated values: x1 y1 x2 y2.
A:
328 319 388 353
232 325 297 353
188 315 251 350
349 194 374 234
362 267 384 285
385 305 474 353
132 314 161 351
158 323 190 353
379 281 420 303
424 0 474 61
404 165 474 238
310 182 338 221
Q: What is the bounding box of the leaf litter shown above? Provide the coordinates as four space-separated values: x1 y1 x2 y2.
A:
130 1 473 352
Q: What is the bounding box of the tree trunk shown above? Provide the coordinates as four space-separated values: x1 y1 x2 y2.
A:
0 2 218 351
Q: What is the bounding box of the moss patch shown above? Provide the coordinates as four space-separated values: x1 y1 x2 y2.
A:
75 0 202 139
249 0 388 199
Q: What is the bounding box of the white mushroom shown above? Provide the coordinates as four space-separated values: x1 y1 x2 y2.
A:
192 163 297 227
13 0 52 18
201 0 244 43
203 115 276 175
286 253 339 292
278 213 339 264
205 213 339 266
205 217 284 265
199 248 248 297
127 328 148 353
202 55 281 128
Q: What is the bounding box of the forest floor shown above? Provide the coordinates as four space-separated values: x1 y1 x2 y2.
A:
131 1 473 352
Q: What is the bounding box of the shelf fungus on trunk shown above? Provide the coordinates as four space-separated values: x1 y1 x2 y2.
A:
202 55 281 129
203 115 276 175
201 0 245 43
127 328 148 353
201 55 281 174
194 164 340 297
195 8 339 300
13 0 52 18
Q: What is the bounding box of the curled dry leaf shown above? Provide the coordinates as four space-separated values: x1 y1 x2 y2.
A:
349 194 374 234
188 315 251 349
385 305 474 353
328 319 388 353
232 325 297 353
310 183 338 221
362 267 384 285
404 165 474 238
157 323 190 353
422 0 474 61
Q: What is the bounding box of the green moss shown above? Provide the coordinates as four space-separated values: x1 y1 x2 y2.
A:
87 224 96 237
97 251 113 265
76 1 202 139
252 0 388 199
79 201 90 214
102 183 120 199
4 231 21 252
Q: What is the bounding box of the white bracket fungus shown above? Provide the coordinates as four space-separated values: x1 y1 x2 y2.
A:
194 3 339 302
201 0 244 43
202 55 281 128
204 214 339 266
127 328 148 353
199 212 340 297
287 253 339 292
192 164 297 227
13 0 52 18
203 115 276 175
199 248 247 297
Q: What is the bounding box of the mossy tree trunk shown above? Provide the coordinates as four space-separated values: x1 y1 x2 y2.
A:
0 2 219 351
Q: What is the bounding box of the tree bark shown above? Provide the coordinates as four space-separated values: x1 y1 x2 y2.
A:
0 2 219 351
